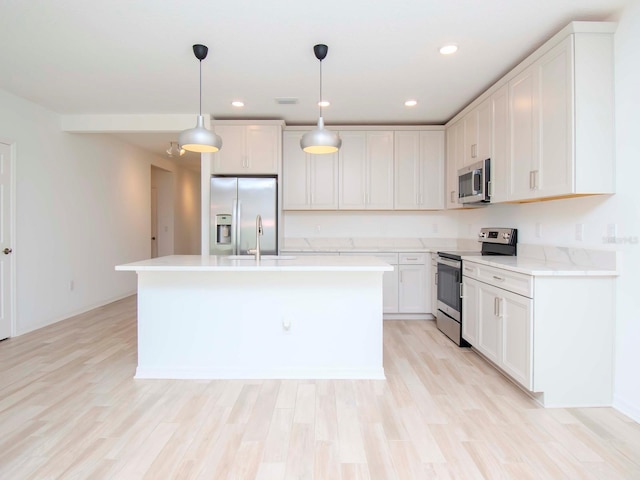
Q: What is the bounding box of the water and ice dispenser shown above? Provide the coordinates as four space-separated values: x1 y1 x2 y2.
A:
215 214 232 245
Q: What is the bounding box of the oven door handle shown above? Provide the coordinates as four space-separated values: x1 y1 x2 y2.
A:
437 257 461 269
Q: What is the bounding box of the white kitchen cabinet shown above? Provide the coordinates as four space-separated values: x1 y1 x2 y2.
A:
338 131 394 210
445 120 464 209
282 131 339 210
394 131 444 210
398 253 429 313
463 260 614 407
507 32 614 201
463 98 492 167
211 124 281 174
488 84 510 202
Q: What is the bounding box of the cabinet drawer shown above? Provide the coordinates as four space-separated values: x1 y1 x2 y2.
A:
465 261 533 298
399 253 426 264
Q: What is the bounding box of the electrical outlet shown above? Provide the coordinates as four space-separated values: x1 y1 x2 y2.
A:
575 223 584 241
535 223 543 238
607 223 617 238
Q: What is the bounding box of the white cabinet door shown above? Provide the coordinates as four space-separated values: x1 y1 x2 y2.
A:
445 121 464 208
366 131 394 209
339 131 393 210
212 125 246 173
476 282 501 365
500 289 533 390
537 37 573 198
283 131 338 210
430 254 438 315
477 98 492 162
398 264 427 313
395 131 444 210
394 131 420 209
508 66 539 201
489 84 510 203
212 125 280 174
339 132 367 209
245 125 280 174
462 276 480 347
310 154 339 209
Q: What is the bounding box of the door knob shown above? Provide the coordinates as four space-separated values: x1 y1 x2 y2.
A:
3 247 12 254
151 237 156 240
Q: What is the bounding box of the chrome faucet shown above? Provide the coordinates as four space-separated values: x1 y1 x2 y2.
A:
247 215 263 261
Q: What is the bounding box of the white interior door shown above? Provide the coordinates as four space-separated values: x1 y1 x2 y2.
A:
0 142 14 340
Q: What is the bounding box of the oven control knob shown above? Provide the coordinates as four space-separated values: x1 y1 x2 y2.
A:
478 232 486 239
502 232 510 240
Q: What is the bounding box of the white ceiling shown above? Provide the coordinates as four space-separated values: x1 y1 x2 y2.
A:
0 0 629 165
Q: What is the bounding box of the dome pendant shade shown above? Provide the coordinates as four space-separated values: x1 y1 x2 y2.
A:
179 115 222 153
179 44 222 154
300 116 341 154
301 43 341 155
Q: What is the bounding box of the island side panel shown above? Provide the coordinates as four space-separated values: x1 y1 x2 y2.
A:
135 270 385 379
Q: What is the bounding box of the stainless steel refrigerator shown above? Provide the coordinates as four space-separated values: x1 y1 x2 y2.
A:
210 176 278 255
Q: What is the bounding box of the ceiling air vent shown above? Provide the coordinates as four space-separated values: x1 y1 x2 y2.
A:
275 97 299 105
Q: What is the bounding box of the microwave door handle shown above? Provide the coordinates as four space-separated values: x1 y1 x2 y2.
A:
473 169 482 194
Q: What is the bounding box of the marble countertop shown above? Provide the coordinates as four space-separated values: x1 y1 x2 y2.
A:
116 255 394 273
462 255 619 277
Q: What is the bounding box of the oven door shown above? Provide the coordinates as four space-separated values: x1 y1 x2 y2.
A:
436 257 462 321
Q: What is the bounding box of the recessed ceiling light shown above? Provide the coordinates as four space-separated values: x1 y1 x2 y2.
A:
405 100 418 107
318 100 330 107
439 44 458 55
231 101 245 107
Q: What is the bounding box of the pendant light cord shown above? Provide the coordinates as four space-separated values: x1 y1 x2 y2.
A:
319 59 323 118
199 59 203 116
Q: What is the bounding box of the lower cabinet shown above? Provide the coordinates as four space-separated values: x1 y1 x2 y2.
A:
462 260 615 407
338 252 430 316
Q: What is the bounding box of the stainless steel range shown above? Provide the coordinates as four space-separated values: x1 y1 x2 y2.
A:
436 228 517 346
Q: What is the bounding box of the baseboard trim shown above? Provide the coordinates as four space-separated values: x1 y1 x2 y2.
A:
384 313 435 321
613 395 640 423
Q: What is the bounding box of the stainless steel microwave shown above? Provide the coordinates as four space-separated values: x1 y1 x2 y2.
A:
458 158 490 204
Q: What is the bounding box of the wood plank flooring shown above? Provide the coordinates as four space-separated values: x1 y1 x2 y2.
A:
0 295 639 479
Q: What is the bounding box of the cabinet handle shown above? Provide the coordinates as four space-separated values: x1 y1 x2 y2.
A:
494 297 499 316
492 275 505 281
529 171 534 189
488 180 493 197
533 170 539 190
497 298 504 317
471 144 477 158
459 283 464 298
464 267 474 272
450 191 455 203
405 257 418 261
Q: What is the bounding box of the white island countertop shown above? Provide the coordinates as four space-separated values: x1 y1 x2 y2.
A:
116 254 394 273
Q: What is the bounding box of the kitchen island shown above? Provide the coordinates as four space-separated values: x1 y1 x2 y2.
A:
116 255 392 380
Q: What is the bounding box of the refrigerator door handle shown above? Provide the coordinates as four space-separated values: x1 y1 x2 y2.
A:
231 199 238 255
236 200 242 255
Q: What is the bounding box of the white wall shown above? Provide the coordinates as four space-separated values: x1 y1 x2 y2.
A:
452 1 640 420
174 167 201 255
0 88 199 335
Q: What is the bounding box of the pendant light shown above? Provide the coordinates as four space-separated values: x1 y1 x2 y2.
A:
179 44 223 153
300 44 342 154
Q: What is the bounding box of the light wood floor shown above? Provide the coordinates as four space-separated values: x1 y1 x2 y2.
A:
1 296 639 479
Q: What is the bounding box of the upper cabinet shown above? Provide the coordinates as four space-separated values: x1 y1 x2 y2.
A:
282 131 339 210
211 123 282 175
445 121 464 209
445 22 616 204
395 131 444 210
283 127 444 211
339 131 394 210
